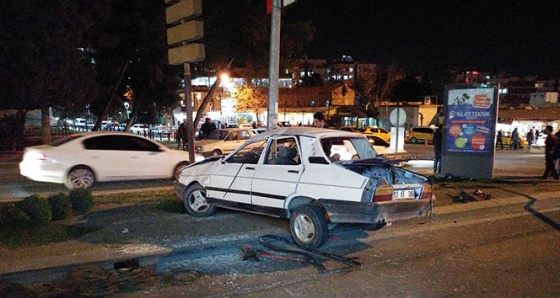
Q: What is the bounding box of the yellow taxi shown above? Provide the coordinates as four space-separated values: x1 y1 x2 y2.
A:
500 131 528 147
359 126 391 141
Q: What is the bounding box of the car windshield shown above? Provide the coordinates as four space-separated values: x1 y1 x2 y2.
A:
51 134 84 146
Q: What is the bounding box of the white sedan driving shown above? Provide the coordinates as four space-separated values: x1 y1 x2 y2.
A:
20 132 203 189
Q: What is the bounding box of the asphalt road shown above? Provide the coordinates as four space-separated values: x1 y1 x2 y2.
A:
139 196 560 297
0 144 547 201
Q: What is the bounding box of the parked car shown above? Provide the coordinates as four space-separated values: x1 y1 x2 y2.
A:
501 131 528 148
191 128 255 157
130 124 150 134
407 126 437 144
364 134 415 164
359 126 391 141
175 127 435 248
337 126 360 133
19 132 203 189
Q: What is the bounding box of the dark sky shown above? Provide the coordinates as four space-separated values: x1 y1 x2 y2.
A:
284 0 560 76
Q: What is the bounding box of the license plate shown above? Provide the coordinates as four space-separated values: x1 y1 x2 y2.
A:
392 190 415 200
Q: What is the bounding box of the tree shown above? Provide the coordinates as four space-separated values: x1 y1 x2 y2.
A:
0 0 100 144
234 86 268 121
92 0 180 131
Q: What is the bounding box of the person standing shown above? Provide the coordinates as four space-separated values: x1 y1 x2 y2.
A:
511 128 520 150
200 117 217 139
496 130 504 149
542 126 559 180
526 129 534 151
432 124 443 174
313 112 328 128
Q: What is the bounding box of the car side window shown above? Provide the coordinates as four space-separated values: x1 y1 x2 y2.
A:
83 136 122 150
239 130 252 140
226 140 266 164
265 137 300 165
126 136 160 151
227 131 238 141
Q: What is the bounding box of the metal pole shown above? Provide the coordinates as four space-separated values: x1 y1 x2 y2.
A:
184 63 195 161
267 0 281 130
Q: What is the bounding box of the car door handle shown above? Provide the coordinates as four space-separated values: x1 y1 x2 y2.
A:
245 167 255 170
288 170 299 174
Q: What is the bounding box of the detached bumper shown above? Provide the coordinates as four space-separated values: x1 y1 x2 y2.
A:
319 198 433 224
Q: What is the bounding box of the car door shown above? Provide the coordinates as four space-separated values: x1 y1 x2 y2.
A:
208 140 267 204
81 135 134 180
120 136 170 178
251 137 303 209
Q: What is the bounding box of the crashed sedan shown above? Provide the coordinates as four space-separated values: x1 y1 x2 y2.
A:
175 127 435 248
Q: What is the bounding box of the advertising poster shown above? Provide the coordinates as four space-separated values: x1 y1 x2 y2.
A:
445 88 495 153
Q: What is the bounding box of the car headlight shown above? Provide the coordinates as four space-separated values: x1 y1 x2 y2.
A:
195 146 204 153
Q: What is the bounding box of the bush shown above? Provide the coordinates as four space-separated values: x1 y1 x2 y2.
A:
0 204 31 228
48 192 72 220
16 195 52 223
69 189 95 214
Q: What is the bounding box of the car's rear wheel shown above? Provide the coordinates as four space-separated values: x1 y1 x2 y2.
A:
183 183 217 217
211 149 222 156
411 137 417 144
65 166 95 189
173 161 190 180
290 204 328 249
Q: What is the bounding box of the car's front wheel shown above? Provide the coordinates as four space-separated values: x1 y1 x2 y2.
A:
290 204 329 249
65 166 95 189
211 149 222 156
183 183 217 217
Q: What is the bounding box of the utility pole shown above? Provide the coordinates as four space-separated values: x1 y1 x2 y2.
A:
267 0 281 130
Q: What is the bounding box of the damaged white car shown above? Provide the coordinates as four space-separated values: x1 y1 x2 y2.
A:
175 127 435 248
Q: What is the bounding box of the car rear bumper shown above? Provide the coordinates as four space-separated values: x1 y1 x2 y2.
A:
19 161 65 184
319 198 433 224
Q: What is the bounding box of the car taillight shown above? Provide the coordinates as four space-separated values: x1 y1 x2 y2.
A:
420 183 433 200
29 151 48 160
372 186 393 202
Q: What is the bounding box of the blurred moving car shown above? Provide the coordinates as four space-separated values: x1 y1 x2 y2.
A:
192 128 255 157
360 126 391 141
19 132 203 189
175 127 434 248
407 126 436 144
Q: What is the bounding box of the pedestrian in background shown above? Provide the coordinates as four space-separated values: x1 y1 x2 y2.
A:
200 117 216 139
526 128 534 151
542 125 559 180
313 112 328 128
510 128 520 150
432 124 443 174
496 130 504 149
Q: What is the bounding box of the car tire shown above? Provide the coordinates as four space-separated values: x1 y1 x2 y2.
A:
211 149 222 156
65 166 95 189
173 161 190 180
183 183 217 217
290 204 329 249
411 137 417 144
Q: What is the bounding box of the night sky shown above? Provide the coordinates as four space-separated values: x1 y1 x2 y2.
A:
283 0 560 76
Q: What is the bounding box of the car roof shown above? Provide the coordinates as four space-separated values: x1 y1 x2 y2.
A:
251 127 366 141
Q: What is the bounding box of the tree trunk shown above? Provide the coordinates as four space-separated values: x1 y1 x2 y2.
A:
41 107 52 144
93 61 130 131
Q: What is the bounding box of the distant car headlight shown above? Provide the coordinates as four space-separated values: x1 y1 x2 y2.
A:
195 146 204 153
